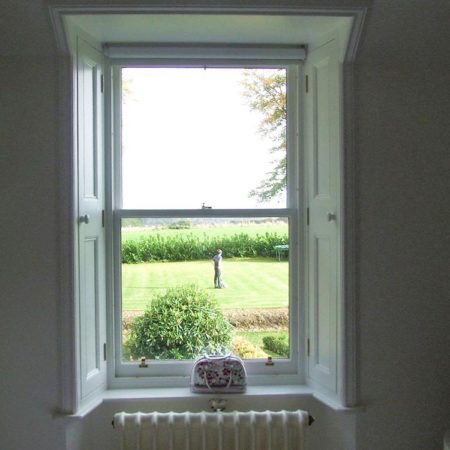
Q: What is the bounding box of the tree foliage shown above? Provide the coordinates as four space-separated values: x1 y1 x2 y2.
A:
242 69 287 203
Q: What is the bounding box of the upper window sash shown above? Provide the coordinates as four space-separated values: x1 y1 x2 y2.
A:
112 61 301 211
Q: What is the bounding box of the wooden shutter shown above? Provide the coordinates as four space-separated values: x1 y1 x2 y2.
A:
76 38 107 403
304 39 341 396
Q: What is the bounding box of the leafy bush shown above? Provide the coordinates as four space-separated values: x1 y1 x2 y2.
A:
124 285 233 360
122 232 288 263
168 220 192 230
230 336 268 359
225 309 288 330
262 335 289 357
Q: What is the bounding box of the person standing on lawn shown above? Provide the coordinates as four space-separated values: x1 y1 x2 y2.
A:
213 249 224 288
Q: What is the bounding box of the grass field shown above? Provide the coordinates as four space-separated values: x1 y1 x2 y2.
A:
122 257 288 311
122 223 288 243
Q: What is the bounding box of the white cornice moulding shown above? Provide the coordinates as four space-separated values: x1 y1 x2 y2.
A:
49 6 366 60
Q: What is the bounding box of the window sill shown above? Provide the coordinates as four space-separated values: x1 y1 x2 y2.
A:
59 384 359 421
102 385 314 401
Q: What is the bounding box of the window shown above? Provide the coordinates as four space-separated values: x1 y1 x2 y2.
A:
112 59 302 380
54 9 362 413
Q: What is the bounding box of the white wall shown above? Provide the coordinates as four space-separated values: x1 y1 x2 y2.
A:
355 2 450 447
1 1 449 449
0 54 65 448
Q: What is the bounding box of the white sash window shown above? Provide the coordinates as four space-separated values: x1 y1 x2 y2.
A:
53 9 362 413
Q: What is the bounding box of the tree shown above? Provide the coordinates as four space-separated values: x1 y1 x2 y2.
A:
241 69 287 203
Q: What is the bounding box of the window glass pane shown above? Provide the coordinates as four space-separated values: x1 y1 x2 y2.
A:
121 67 287 209
121 217 289 361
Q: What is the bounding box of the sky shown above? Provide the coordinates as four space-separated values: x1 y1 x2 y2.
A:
121 67 286 209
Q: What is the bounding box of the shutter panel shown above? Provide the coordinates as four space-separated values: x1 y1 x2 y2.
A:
76 38 107 403
304 39 341 396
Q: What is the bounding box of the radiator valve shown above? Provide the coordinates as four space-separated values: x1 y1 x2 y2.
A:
210 399 227 412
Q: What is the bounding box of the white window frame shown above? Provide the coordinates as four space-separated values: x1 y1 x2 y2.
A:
108 56 305 385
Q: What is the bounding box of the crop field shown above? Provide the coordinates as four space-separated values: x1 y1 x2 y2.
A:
122 258 288 311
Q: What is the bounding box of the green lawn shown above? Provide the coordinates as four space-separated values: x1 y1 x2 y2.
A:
122 223 288 243
122 257 288 311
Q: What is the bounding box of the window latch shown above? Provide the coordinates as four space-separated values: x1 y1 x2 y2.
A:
139 357 148 368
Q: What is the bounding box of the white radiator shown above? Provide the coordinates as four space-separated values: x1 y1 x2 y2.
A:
113 410 310 450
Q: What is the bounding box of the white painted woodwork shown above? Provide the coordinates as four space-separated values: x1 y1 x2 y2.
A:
65 14 352 48
104 44 306 60
54 9 359 402
77 37 107 402
304 39 341 395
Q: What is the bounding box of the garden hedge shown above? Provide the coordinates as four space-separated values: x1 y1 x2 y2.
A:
122 232 288 263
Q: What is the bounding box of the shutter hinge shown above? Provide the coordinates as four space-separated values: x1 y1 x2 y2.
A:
306 207 310 226
100 74 104 93
307 338 310 357
103 343 107 361
305 74 309 93
102 209 105 227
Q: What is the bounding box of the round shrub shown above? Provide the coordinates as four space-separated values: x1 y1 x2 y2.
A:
124 285 233 360
262 335 289 357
